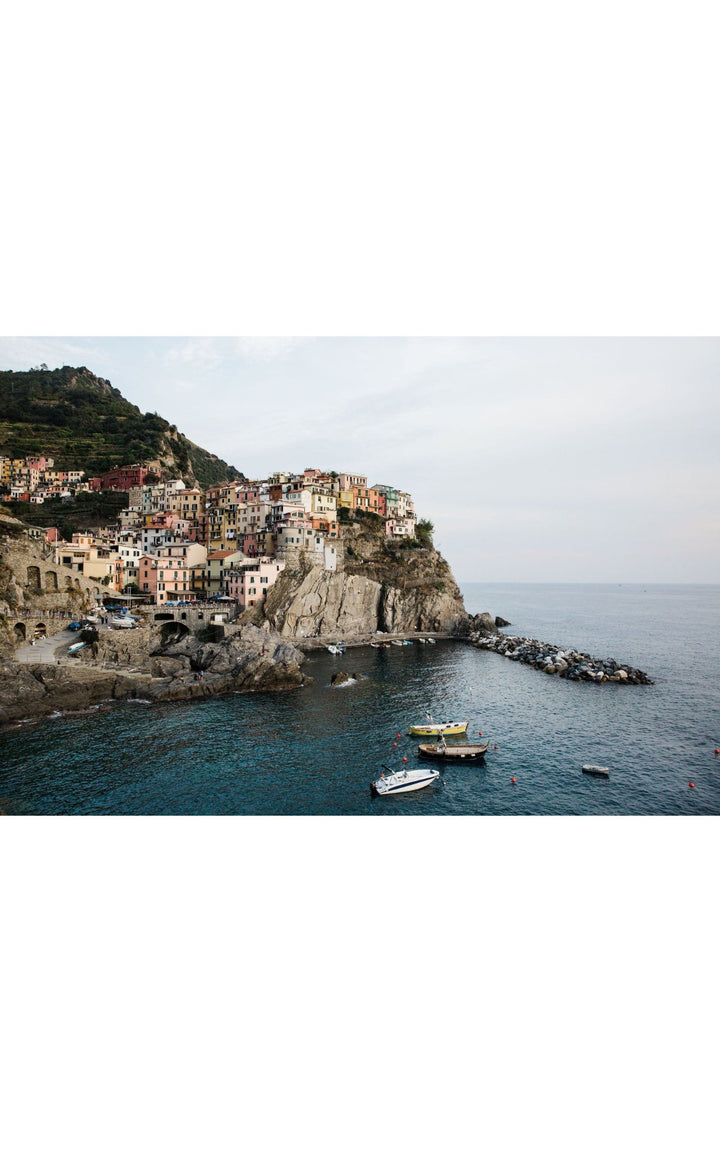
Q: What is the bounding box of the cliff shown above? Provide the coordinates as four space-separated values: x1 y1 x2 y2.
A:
256 515 469 641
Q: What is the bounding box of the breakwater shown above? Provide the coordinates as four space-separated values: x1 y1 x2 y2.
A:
469 631 654 684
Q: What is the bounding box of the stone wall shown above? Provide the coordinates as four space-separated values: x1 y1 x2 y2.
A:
1 515 99 655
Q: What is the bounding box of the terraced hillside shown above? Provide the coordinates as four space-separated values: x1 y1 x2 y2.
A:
0 364 243 488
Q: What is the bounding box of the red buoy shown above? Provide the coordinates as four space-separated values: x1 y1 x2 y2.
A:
494 744 499 750
715 749 719 756
511 777 516 785
689 782 696 788
402 756 408 762
478 731 482 736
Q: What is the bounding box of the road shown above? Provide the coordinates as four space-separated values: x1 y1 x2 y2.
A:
14 629 77 664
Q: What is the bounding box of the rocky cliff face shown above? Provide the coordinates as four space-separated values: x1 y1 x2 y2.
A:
258 519 469 640
73 614 307 689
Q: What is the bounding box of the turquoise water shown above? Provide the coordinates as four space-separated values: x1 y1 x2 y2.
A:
1 583 718 814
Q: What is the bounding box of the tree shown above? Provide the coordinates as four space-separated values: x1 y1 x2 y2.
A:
415 519 434 547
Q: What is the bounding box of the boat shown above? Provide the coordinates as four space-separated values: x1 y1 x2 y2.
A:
327 644 344 654
408 711 469 737
582 764 610 777
402 640 413 646
418 738 490 761
426 638 436 644
371 766 440 796
390 640 404 646
110 616 135 629
418 638 428 644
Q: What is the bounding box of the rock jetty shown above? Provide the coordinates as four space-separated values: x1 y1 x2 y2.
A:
469 631 653 684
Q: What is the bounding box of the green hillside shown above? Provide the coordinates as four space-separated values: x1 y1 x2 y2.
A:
0 365 243 487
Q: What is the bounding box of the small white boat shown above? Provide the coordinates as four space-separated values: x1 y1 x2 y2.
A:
110 615 136 629
426 637 436 644
582 764 610 777
391 639 403 647
418 638 428 644
327 644 344 655
371 766 440 796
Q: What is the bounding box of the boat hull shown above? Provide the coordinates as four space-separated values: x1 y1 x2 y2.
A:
418 741 489 761
371 768 440 796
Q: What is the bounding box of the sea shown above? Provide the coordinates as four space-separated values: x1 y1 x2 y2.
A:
1 582 718 815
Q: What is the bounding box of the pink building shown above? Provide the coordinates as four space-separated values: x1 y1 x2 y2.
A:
138 555 158 599
154 543 207 603
224 559 286 609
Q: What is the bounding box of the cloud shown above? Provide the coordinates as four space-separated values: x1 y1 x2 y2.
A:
0 337 106 370
162 339 225 371
233 338 313 361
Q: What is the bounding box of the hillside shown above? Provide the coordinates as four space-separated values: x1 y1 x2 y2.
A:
3 491 131 538
0 365 243 488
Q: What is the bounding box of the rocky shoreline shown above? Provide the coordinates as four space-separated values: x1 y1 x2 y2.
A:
1 600 656 731
468 630 654 684
0 622 310 728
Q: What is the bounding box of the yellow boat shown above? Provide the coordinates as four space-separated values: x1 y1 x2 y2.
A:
408 712 469 737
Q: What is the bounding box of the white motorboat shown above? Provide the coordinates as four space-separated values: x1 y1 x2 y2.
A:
582 764 610 777
371 766 440 796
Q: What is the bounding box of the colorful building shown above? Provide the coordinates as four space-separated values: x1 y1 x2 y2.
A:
224 559 286 609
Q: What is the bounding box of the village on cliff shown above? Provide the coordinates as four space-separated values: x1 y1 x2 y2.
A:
1 455 418 608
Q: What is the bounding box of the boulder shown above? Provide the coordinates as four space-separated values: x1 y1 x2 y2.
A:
471 612 499 635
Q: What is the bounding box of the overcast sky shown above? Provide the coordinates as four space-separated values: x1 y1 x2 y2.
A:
1 337 718 583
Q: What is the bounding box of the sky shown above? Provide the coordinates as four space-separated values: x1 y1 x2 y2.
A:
1 336 718 583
